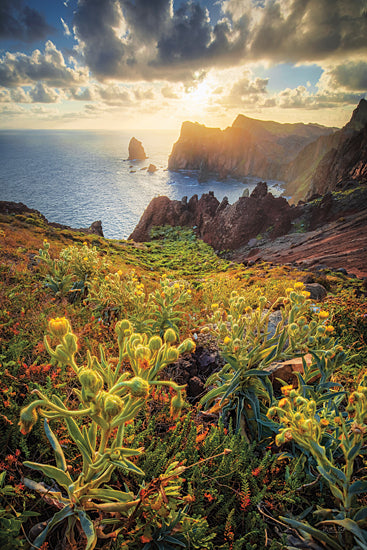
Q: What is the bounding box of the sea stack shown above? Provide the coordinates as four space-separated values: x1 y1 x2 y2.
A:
128 137 147 160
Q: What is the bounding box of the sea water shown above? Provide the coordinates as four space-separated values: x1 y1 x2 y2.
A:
0 129 285 239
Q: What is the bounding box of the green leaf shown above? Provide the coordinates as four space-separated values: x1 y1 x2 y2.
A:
44 419 67 472
349 480 367 496
319 519 367 548
77 510 97 550
63 416 92 466
34 505 74 547
348 442 363 462
354 507 367 523
280 516 343 550
83 488 134 502
23 461 72 491
111 458 145 476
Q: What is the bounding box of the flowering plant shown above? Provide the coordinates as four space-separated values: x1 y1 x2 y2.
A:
19 317 195 549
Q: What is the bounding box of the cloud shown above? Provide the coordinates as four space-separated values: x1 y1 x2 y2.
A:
0 41 89 87
218 70 269 107
161 85 179 99
71 0 247 81
70 0 367 83
224 0 367 63
320 61 367 91
29 82 60 103
61 17 71 37
0 0 54 42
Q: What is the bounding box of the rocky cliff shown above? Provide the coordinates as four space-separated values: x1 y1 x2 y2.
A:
168 100 367 202
168 116 334 182
129 184 367 276
285 99 367 201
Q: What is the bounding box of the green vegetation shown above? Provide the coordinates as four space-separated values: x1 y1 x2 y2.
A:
0 211 366 549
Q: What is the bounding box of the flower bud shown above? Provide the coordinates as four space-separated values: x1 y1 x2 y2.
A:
166 348 180 363
79 369 104 402
164 328 177 343
148 335 163 351
170 391 184 420
19 402 39 435
104 394 124 421
49 317 70 339
127 376 149 398
177 339 196 355
115 319 132 337
64 332 78 355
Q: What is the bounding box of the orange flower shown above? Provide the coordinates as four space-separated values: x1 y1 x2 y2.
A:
204 492 215 502
281 385 293 396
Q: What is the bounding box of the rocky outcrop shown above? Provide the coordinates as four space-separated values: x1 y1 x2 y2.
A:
0 201 104 237
129 182 297 249
168 117 334 182
128 137 147 160
147 164 157 173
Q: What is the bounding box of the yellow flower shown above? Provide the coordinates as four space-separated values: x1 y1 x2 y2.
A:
325 325 334 333
318 310 329 319
187 289 192 294
302 291 311 298
223 337 231 345
285 288 294 294
294 282 305 290
281 384 293 396
83 256 88 262
83 241 87 245
320 418 329 427
49 317 70 339
211 303 219 310
161 273 167 279
117 270 123 277
174 283 180 289
278 398 288 409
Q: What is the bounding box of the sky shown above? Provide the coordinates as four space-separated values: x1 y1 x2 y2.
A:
0 0 366 131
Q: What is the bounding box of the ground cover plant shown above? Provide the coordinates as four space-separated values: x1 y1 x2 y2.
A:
0 210 366 549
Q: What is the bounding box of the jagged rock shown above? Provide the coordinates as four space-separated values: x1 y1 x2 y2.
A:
128 137 147 160
250 181 268 199
147 163 157 173
129 182 296 249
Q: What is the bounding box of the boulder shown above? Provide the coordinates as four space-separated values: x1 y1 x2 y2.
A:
147 164 157 173
128 137 147 160
304 283 328 301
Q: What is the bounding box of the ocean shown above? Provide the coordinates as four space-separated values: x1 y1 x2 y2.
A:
0 130 285 239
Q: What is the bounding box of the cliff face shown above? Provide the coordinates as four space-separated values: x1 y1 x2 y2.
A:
129 182 297 250
168 100 367 202
285 99 367 201
168 117 334 181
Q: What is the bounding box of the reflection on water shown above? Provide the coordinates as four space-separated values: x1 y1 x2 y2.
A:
0 130 285 239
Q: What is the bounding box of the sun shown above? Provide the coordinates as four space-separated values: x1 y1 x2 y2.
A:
185 80 212 107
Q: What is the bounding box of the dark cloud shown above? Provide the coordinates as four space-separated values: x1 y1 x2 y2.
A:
246 0 367 62
72 0 246 80
156 3 212 63
0 41 88 87
326 61 367 91
73 0 127 78
0 0 54 42
120 0 172 40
